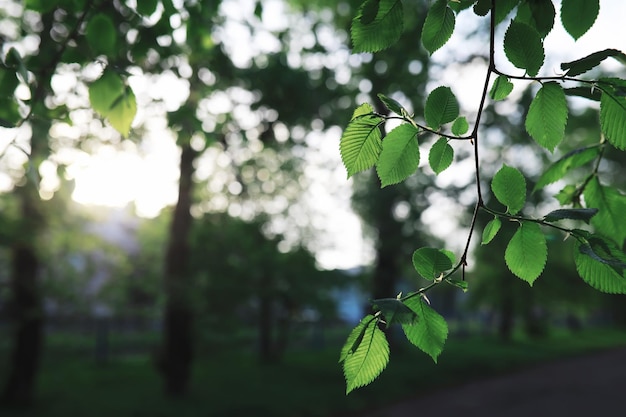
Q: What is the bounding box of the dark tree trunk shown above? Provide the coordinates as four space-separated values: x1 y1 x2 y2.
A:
2 242 43 405
258 289 274 363
162 144 197 396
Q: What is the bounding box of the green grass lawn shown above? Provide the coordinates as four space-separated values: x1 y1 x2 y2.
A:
2 327 626 417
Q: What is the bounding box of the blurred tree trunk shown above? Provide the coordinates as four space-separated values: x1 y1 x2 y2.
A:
2 190 43 405
1 8 56 399
258 278 274 363
2 117 49 405
162 143 197 396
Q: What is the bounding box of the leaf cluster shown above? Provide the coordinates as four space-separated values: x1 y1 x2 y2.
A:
339 0 626 393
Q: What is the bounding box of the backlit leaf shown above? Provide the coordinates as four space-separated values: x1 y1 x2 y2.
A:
534 146 599 191
372 298 417 327
525 82 567 152
88 70 137 137
340 104 383 177
339 315 373 363
451 116 469 135
555 185 577 205
584 177 626 245
376 124 420 187
491 165 526 215
351 0 403 53
412 247 453 280
515 0 555 38
428 138 454 174
575 239 626 294
561 0 599 40
561 49 626 77
598 78 626 150
445 278 468 292
425 86 459 130
421 0 455 54
86 14 117 56
482 217 502 245
402 297 448 362
489 75 514 101
504 21 544 76
377 93 406 116
505 222 547 285
342 317 389 394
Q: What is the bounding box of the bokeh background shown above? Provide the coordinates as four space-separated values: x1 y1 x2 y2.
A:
1 1 626 416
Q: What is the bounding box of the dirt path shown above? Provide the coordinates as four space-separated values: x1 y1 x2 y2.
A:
363 347 626 417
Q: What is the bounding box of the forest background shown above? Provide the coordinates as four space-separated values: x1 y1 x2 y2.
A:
1 0 626 416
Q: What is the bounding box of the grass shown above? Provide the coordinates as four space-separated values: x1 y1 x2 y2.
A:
1 327 626 417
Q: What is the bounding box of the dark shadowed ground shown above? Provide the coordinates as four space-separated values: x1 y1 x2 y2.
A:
364 347 626 417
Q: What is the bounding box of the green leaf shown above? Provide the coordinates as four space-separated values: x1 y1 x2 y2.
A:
376 124 420 187
0 68 20 127
6 48 29 85
598 78 626 150
351 0 403 53
445 278 468 292
564 86 601 101
377 93 406 116
448 0 476 13
575 239 626 294
533 146 600 191
342 317 389 394
503 20 544 76
372 298 417 327
25 0 59 12
489 75 514 101
561 0 599 40
86 14 117 56
578 236 626 272
525 82 568 152
451 116 469 135
482 217 502 245
515 0 555 38
473 0 490 16
424 86 459 130
584 177 626 246
402 297 448 362
137 0 159 16
339 315 373 363
505 222 547 285
543 208 598 224
555 184 578 205
412 247 453 280
88 70 137 137
340 104 383 178
561 49 626 77
428 138 454 174
421 0 455 54
473 0 521 24
491 165 526 215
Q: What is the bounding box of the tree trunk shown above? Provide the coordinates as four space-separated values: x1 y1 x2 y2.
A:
162 144 197 396
258 290 274 363
2 245 43 405
2 185 44 405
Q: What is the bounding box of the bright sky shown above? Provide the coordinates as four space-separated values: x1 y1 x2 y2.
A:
23 0 626 270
